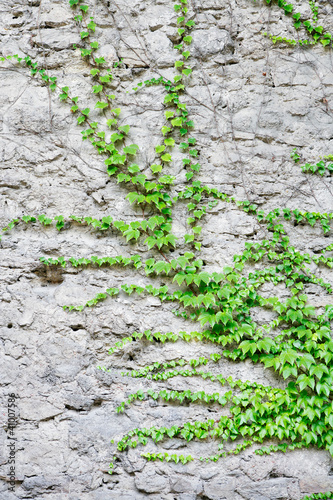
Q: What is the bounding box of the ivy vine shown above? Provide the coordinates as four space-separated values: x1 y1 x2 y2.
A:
1 0 333 498
261 0 333 46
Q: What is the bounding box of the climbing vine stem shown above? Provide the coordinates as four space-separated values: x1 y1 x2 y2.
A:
0 1 332 498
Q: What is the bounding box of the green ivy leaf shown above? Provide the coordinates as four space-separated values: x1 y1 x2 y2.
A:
124 144 139 155
119 125 130 134
164 138 175 147
182 68 192 76
161 153 172 162
95 101 108 109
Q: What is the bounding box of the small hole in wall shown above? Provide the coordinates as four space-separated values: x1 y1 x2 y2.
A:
93 398 103 407
268 471 283 479
128 354 134 361
7 323 13 329
70 325 84 331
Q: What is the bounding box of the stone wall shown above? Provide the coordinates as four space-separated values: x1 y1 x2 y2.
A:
0 0 333 498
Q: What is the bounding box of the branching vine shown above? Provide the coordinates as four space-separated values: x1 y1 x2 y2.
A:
1 0 333 498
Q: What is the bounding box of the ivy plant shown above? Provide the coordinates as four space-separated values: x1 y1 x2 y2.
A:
0 1 333 498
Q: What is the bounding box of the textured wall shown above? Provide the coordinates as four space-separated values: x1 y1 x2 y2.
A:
0 0 333 498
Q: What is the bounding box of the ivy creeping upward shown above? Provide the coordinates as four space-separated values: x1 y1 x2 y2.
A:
261 0 333 46
1 1 333 498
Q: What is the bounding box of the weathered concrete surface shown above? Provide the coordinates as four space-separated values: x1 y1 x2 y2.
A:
0 0 333 498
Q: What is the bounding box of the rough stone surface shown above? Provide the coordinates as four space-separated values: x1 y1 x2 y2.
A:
0 0 333 499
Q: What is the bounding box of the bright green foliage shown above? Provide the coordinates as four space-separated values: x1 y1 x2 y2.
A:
263 0 332 46
0 1 333 498
300 493 333 500
300 160 333 177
